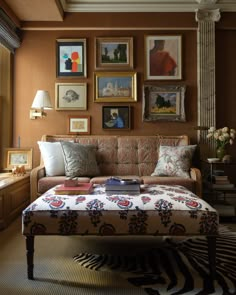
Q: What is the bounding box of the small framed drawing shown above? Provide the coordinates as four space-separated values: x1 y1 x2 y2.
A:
142 84 186 122
4 148 33 170
94 72 137 102
68 115 90 135
55 83 87 110
95 37 133 69
102 106 131 130
56 38 87 77
144 35 182 80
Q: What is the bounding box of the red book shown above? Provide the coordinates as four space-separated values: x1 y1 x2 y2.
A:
54 183 93 195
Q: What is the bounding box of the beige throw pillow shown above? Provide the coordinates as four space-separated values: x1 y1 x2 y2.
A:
151 145 196 178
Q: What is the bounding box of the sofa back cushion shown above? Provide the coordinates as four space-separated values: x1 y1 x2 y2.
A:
41 135 189 177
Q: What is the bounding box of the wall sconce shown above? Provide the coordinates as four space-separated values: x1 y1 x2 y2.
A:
30 90 53 119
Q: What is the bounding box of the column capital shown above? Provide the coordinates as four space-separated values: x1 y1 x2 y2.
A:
195 8 221 22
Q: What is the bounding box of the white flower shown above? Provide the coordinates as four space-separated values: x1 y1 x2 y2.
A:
207 126 235 148
209 127 216 132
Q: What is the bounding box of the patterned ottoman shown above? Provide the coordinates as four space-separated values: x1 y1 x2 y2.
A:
22 184 219 280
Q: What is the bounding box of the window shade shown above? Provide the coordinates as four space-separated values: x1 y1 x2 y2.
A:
0 8 21 53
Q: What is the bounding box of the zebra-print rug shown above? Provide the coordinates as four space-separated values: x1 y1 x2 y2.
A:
74 226 236 295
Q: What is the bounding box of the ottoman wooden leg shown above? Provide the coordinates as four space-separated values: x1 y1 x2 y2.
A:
25 235 35 280
207 236 216 280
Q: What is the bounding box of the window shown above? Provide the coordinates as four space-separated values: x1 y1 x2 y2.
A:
0 44 13 171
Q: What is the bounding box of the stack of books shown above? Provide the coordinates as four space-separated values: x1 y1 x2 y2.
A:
208 170 235 189
54 183 93 195
105 177 141 195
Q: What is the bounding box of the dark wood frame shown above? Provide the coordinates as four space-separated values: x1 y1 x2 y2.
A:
56 38 87 78
102 106 131 130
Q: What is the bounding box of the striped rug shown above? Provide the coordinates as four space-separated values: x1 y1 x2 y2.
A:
74 226 236 295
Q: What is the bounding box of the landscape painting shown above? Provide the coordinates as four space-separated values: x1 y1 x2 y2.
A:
143 85 186 121
95 37 133 69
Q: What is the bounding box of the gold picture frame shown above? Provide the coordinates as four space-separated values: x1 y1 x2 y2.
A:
68 115 91 135
4 148 33 170
55 82 87 110
94 72 137 103
95 37 133 69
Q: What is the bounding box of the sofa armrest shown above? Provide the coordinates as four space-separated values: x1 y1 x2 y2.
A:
190 167 202 198
30 165 46 202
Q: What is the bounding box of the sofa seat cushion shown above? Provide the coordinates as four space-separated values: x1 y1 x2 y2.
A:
23 184 218 236
90 175 143 184
141 176 196 194
38 176 91 195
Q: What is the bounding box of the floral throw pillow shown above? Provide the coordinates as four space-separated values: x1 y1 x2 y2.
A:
151 145 197 178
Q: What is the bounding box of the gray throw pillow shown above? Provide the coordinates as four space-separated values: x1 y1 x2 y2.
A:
60 142 100 178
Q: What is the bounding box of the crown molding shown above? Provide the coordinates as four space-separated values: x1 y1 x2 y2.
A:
60 0 236 12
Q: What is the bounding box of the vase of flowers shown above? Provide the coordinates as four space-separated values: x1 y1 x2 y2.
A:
207 126 236 160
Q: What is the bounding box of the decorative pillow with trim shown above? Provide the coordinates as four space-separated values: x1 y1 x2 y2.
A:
60 141 100 178
151 145 197 178
38 141 65 176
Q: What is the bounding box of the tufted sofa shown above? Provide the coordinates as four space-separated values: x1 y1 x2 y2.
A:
30 134 202 202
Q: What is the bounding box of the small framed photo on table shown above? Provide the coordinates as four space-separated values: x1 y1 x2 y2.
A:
4 148 33 170
68 115 91 135
102 106 131 130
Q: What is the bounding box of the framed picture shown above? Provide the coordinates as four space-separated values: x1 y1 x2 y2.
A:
102 106 131 130
56 38 87 77
4 148 33 170
144 35 182 80
68 115 90 135
55 83 87 110
94 72 137 102
95 37 133 69
142 85 186 122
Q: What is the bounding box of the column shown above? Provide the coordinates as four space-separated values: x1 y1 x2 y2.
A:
195 8 221 158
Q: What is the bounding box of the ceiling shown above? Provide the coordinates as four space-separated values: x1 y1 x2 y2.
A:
3 0 236 22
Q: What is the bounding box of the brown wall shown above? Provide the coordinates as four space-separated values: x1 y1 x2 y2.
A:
13 12 236 168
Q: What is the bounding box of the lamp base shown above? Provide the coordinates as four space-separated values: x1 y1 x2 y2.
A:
30 109 46 119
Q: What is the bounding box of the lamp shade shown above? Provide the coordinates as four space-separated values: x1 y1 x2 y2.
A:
31 90 52 110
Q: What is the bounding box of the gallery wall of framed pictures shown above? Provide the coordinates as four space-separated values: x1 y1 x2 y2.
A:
55 33 187 134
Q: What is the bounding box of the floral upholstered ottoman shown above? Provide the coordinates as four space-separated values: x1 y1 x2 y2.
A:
22 184 219 280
